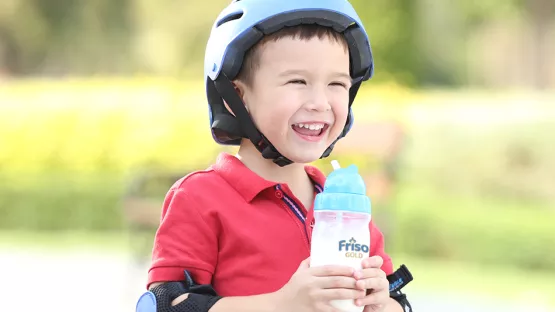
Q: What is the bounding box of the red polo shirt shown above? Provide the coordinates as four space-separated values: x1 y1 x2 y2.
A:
147 153 394 295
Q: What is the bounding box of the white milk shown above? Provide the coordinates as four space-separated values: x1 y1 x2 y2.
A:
311 211 371 312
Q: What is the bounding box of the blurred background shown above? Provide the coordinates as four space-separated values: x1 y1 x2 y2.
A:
0 0 554 311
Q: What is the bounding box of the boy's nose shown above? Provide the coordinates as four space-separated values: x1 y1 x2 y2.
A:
305 88 331 112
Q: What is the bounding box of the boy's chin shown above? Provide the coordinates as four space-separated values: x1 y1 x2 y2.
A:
280 149 326 165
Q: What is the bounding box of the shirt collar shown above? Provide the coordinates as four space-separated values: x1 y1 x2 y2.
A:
213 152 326 202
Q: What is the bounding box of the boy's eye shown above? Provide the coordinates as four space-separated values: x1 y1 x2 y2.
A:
330 82 348 88
289 79 306 85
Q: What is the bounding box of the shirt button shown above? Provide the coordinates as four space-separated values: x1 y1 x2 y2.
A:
275 190 283 198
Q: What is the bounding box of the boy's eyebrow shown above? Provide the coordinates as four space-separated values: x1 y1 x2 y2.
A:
333 72 352 81
279 69 351 80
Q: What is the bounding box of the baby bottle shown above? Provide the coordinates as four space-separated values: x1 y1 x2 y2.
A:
310 160 372 312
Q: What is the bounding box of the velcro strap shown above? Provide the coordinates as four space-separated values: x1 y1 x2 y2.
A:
387 264 413 292
137 271 222 312
390 290 413 312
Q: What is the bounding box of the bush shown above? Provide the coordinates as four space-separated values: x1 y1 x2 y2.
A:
400 98 555 203
0 173 124 230
0 79 224 230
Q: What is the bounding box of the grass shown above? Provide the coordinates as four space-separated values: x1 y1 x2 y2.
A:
0 230 131 254
392 253 555 306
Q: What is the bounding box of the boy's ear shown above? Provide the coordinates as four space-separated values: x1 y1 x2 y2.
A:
224 80 248 115
232 80 246 99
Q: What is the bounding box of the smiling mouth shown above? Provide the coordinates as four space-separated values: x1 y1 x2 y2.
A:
291 122 330 140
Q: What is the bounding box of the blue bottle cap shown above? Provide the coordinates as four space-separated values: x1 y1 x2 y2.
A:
314 163 371 214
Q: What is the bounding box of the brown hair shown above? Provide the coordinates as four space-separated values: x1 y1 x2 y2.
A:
235 24 349 85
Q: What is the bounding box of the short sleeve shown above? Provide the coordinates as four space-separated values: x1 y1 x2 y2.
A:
369 221 394 275
147 186 218 289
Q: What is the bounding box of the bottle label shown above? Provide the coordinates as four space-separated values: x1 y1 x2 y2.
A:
338 237 369 259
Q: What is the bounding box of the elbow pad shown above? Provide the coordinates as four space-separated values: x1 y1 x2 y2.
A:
136 271 222 312
387 265 414 312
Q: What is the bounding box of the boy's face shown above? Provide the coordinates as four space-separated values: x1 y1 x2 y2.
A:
236 35 351 164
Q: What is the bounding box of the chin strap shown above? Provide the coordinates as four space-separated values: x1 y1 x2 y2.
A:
211 74 362 167
213 74 293 167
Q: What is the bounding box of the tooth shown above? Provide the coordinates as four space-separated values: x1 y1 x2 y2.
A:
295 123 325 130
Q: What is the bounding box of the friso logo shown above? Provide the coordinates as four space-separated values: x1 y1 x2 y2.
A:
338 238 369 258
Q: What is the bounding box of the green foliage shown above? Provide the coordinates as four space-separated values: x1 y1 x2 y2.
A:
0 0 133 74
3 0 539 85
0 173 125 231
0 79 222 230
390 184 555 271
384 99 555 271
350 0 419 86
401 104 555 203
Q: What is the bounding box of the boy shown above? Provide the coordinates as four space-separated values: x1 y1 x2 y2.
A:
137 1 413 312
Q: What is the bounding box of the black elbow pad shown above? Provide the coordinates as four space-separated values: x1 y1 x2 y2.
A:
136 271 222 312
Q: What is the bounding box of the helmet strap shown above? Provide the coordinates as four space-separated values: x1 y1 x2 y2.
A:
213 74 294 167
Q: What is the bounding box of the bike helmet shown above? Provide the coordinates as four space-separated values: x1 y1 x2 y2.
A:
205 0 374 166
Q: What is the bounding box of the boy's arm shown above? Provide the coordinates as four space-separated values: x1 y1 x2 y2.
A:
209 295 279 312
154 290 279 312
148 186 218 288
383 298 404 312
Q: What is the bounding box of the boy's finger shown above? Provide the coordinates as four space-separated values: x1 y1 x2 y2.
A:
317 275 357 289
362 256 383 269
355 277 389 291
355 290 389 307
318 288 366 301
353 268 386 280
311 265 355 277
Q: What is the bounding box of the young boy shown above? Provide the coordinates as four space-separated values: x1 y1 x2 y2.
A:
137 1 412 312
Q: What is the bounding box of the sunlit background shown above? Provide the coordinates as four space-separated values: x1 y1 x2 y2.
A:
0 0 554 311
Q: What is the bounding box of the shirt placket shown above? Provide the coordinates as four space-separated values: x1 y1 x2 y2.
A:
274 184 310 250
274 183 323 249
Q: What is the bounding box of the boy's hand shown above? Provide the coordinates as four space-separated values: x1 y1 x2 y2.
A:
274 258 366 312
353 256 390 312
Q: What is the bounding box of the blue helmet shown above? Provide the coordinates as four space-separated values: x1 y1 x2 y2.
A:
205 0 374 166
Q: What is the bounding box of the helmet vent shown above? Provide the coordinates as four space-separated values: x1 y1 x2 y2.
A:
217 12 244 27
